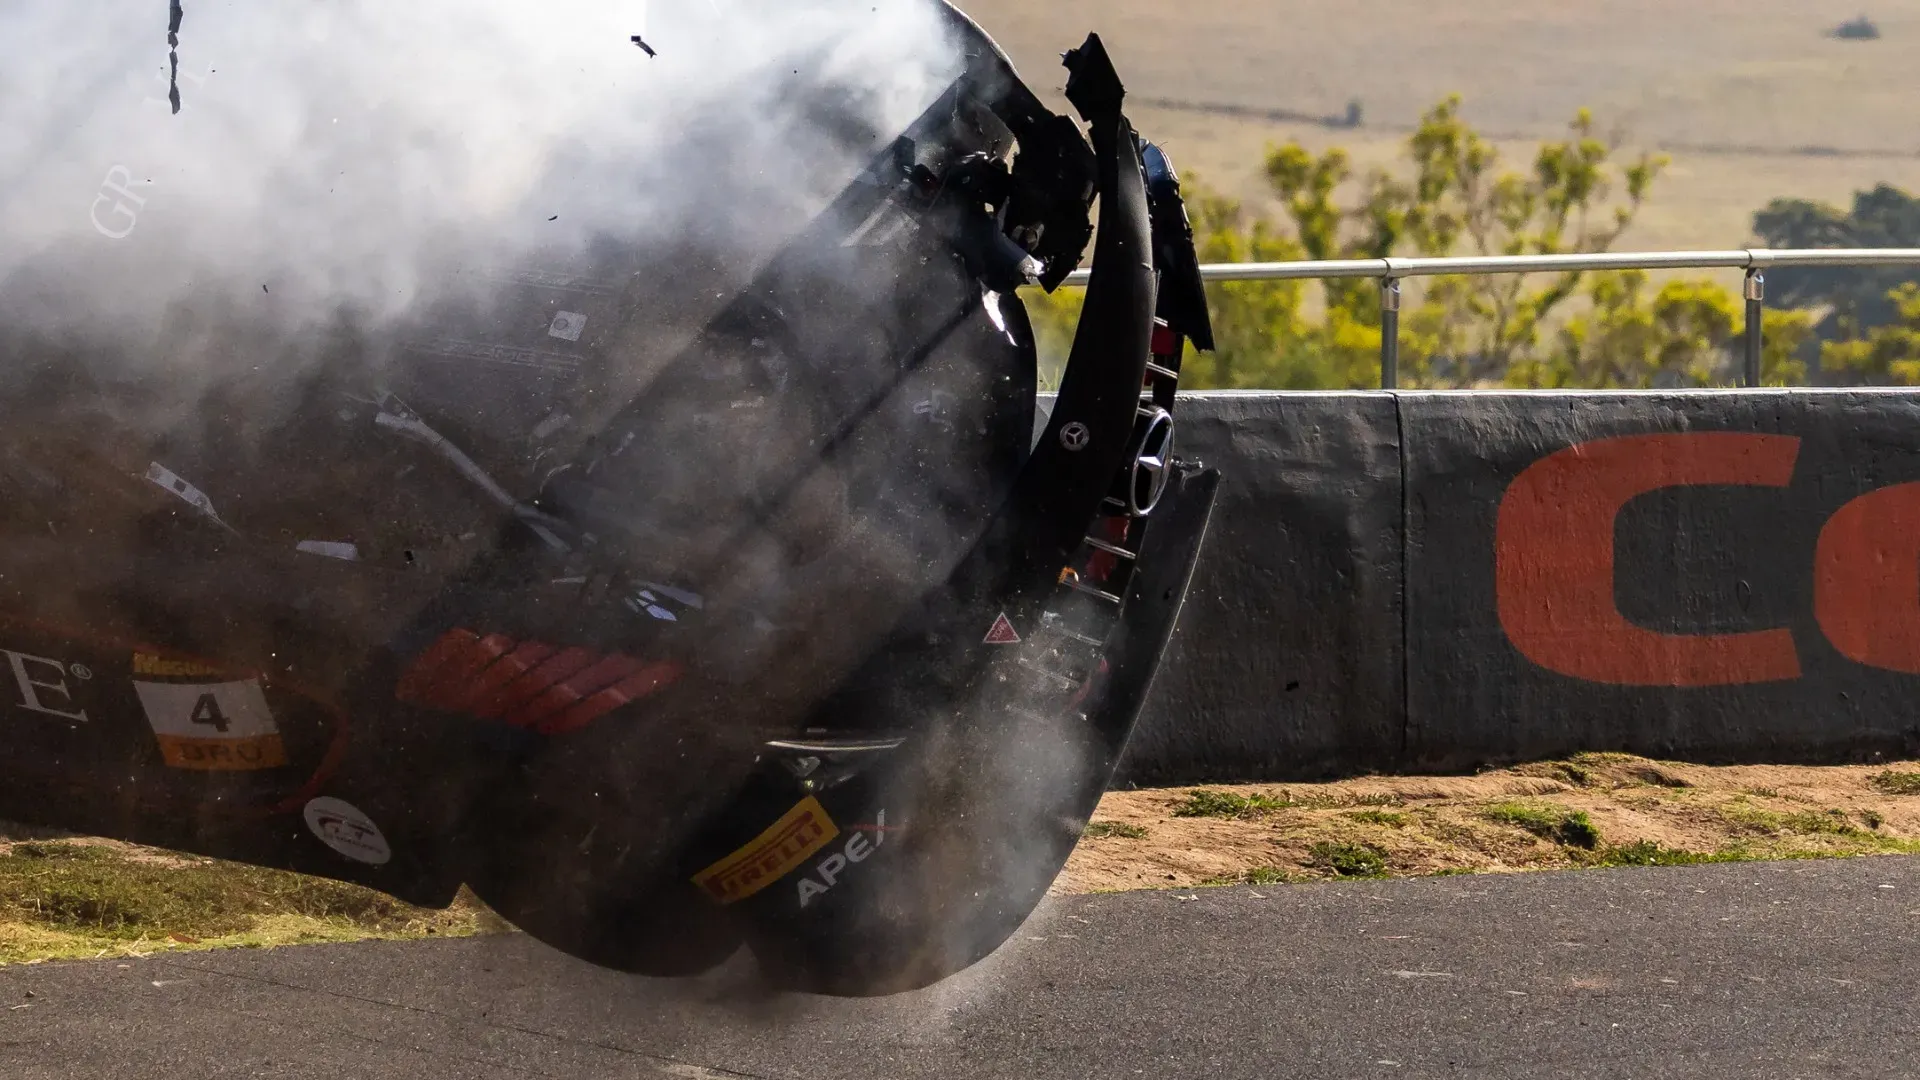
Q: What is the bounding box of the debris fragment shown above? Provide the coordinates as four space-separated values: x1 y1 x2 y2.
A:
630 35 656 57
167 1 185 114
145 462 237 533
295 540 360 562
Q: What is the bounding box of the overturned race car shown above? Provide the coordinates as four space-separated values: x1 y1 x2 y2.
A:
0 1 1217 996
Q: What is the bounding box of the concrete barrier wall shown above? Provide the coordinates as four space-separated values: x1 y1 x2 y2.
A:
1116 389 1920 785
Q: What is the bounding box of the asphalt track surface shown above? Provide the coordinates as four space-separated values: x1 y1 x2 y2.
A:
5 857 1920 1079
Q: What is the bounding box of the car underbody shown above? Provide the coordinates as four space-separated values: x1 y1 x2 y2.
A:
0 1 1218 996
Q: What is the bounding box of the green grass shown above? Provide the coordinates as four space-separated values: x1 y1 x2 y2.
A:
1307 841 1388 878
0 841 500 965
1551 762 1592 787
1172 788 1400 819
1592 841 1741 867
1593 837 1920 868
1201 865 1300 887
1871 771 1920 796
1083 821 1149 840
1481 804 1600 849
1345 809 1409 827
1173 790 1297 819
1719 802 1871 838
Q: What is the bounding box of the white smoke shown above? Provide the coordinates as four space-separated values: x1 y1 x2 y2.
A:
0 0 964 358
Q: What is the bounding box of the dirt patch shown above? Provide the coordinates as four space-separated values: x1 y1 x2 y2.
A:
1060 754 1920 893
8 753 1917 964
0 834 508 966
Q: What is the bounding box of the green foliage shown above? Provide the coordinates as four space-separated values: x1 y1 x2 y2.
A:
1253 97 1680 388
1871 770 1920 795
1241 865 1296 885
1481 803 1600 848
0 842 442 941
1821 283 1920 384
1753 183 1920 361
1597 841 1732 867
1022 95 1829 389
1202 865 1300 887
1306 841 1388 878
1021 284 1082 391
1083 821 1149 840
1556 812 1602 849
1718 802 1868 838
1172 789 1296 819
1345 809 1410 827
1022 93 1908 388
1551 762 1593 786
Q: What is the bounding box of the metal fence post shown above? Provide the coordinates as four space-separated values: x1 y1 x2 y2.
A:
1743 268 1765 387
1379 278 1401 390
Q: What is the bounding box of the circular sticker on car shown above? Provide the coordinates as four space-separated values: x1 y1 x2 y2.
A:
303 796 392 866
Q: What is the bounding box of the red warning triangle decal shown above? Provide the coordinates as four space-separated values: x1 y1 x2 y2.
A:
983 612 1022 645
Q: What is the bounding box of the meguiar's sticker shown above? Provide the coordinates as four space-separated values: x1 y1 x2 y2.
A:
983 612 1021 645
692 796 838 904
303 797 392 866
132 674 287 772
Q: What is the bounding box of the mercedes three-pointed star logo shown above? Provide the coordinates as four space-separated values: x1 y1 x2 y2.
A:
1129 407 1175 516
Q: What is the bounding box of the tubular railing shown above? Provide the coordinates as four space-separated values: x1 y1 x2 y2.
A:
1060 248 1920 389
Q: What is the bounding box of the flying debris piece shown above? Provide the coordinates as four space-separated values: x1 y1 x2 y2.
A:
295 540 361 562
145 462 236 533
630 35 657 57
167 0 185 113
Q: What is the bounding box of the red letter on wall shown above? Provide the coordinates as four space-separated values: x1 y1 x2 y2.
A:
1815 482 1920 674
1495 433 1802 686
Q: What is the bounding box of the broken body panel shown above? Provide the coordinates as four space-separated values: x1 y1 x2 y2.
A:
0 3 1217 995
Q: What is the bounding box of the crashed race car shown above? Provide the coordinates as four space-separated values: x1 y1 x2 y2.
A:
0 2 1217 995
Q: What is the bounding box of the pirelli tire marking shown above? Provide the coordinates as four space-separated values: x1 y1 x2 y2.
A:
131 652 287 771
692 796 838 905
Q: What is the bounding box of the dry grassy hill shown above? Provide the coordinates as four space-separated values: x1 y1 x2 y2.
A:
961 0 1920 252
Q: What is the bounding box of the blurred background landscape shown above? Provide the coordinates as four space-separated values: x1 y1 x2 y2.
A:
972 1 1920 388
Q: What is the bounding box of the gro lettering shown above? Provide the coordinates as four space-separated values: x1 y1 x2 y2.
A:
90 166 151 240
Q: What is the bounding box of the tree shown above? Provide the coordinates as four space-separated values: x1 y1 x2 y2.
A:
1511 271 1811 388
1821 283 1920 385
1025 96 1820 391
1753 184 1920 334
1266 95 1668 387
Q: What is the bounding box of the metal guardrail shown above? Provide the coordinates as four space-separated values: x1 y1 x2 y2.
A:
1060 248 1920 389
